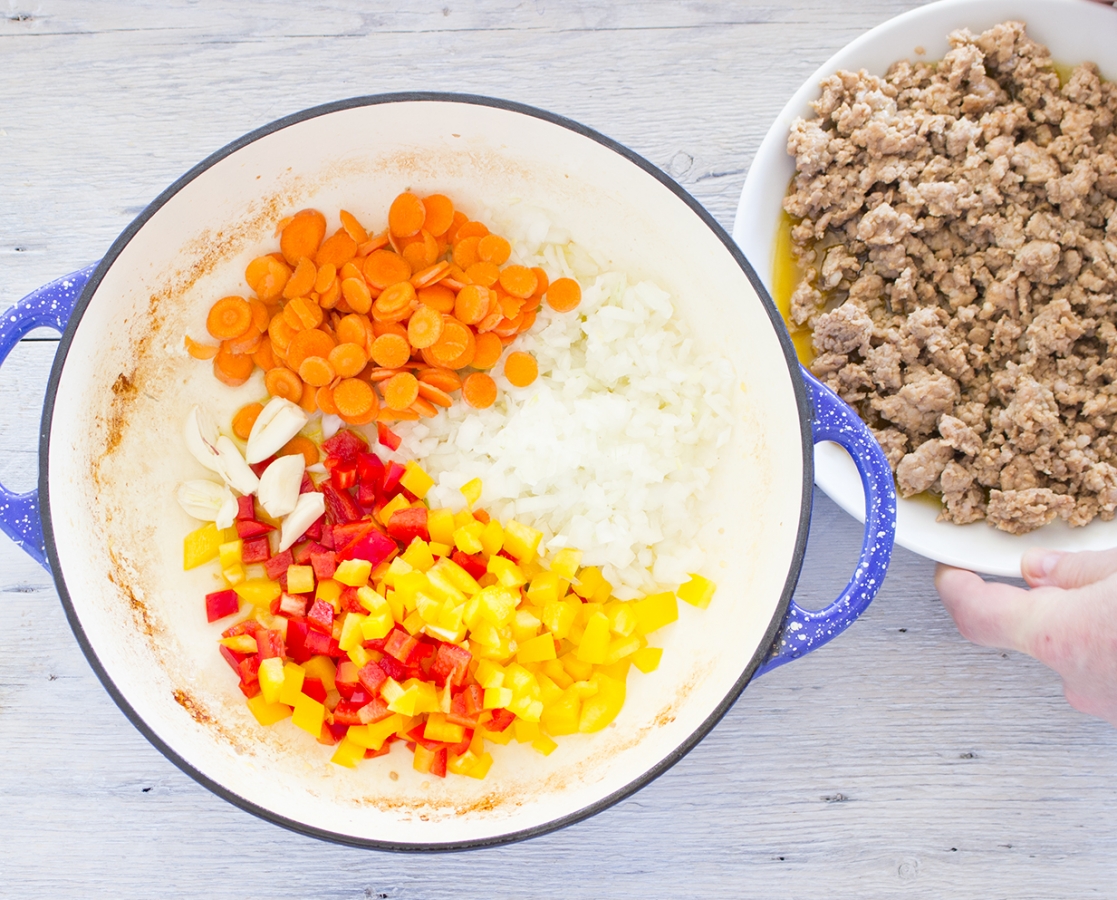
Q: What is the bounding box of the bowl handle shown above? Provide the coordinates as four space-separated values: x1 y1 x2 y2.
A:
0 265 95 570
754 366 896 676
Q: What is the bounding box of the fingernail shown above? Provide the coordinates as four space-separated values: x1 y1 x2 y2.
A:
1022 549 1061 583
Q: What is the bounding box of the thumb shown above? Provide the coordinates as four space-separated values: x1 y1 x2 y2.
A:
935 564 1042 653
1021 547 1117 589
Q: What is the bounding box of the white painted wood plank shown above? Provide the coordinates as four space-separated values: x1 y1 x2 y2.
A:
2 1 1117 896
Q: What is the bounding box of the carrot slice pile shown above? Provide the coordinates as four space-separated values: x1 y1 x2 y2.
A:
189 192 577 425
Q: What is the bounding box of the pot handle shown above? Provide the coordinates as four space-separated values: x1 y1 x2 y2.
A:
754 367 896 676
0 265 95 570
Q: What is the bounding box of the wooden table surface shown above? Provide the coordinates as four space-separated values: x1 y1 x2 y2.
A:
3 1 1116 896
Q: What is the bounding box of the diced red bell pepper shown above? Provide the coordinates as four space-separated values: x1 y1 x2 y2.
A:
309 545 337 580
450 549 487 581
238 680 261 698
357 660 387 694
263 549 294 581
387 507 430 544
286 618 312 664
363 637 388 652
403 639 436 668
376 422 401 451
303 629 334 657
256 629 286 661
447 729 474 758
430 642 472 687
358 697 392 724
292 541 314 565
222 619 261 639
381 461 407 498
461 683 485 718
241 536 271 564
302 677 327 703
430 747 447 778
376 654 421 683
205 589 240 623
339 586 364 614
331 701 366 726
322 428 369 464
321 482 362 525
302 514 325 544
383 628 419 664
357 452 385 496
277 592 308 618
235 495 256 521
324 721 348 743
299 472 317 495
334 663 360 699
238 655 261 687
249 456 275 478
330 459 358 491
319 523 335 550
407 724 448 753
219 643 245 674
339 527 398 568
348 688 372 706
364 741 393 759
307 600 335 635
487 708 516 732
236 518 275 540
447 692 479 728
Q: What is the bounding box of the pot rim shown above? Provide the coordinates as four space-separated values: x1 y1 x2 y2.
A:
38 91 814 851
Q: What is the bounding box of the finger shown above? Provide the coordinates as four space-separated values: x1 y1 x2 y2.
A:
1021 547 1117 589
1063 683 1117 728
935 564 1041 653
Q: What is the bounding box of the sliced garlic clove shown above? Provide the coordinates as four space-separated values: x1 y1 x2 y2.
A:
215 492 239 530
176 479 233 521
279 491 326 552
184 406 224 473
216 435 260 496
245 397 309 464
257 454 305 518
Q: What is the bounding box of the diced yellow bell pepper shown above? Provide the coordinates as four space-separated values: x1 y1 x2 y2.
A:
315 577 342 608
549 548 582 580
399 461 435 499
233 577 281 608
479 519 504 556
517 633 558 664
535 672 564 707
277 662 306 706
291 692 325 736
532 733 558 756
287 564 315 595
347 644 372 668
513 719 540 743
475 659 504 689
184 522 222 570
400 538 435 572
579 673 625 733
502 520 542 563
479 725 513 745
337 612 367 652
606 600 638 637
380 556 413 589
511 607 542 643
561 652 594 682
484 687 513 709
632 646 663 674
302 655 337 692
334 559 372 588
488 554 526 589
459 477 483 507
428 541 451 558
605 634 644 664
678 573 716 609
245 693 292 726
634 591 679 635
412 743 440 774
540 690 581 736
257 656 286 703
424 712 465 744
218 538 243 569
527 570 560 606
453 520 485 555
427 508 455 545
575 611 612 664
541 597 579 641
572 565 603 599
222 564 246 586
219 634 258 654
330 736 366 768
542 657 574 689
377 493 411 526
432 557 480 596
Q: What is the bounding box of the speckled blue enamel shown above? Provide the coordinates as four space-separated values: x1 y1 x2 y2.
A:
0 265 94 570
756 367 897 676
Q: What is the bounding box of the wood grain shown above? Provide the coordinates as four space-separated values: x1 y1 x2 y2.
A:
2 1 1116 897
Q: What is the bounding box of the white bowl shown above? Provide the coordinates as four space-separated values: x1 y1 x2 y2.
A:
734 0 1117 577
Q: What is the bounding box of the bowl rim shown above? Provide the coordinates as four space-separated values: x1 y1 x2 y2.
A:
39 91 815 850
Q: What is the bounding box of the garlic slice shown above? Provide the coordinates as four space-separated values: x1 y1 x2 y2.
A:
246 398 309 464
279 491 326 552
258 454 305 518
215 491 238 531
184 406 224 473
216 436 260 496
176 479 234 522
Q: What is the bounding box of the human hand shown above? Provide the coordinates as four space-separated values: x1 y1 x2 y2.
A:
936 549 1117 727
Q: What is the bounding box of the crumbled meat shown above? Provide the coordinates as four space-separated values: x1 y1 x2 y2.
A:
783 21 1117 534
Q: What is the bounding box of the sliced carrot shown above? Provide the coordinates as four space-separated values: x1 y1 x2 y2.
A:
492 312 525 339
315 229 357 269
335 314 368 346
339 210 369 244
518 308 538 333
245 255 291 302
477 234 511 265
328 342 368 378
464 261 500 288
226 325 264 356
499 265 538 299
368 367 405 382
277 434 320 467
371 320 408 340
268 313 298 352
283 256 317 301
471 331 503 369
370 333 411 369
407 304 444 349
410 396 439 418
252 339 277 371
455 220 490 241
185 334 219 360
504 351 538 387
316 384 340 416
417 380 453 408
280 210 327 266
286 327 336 372
411 260 451 289
418 367 462 393
452 235 482 270
402 230 439 273
285 295 324 331
376 406 420 423
319 277 341 310
476 306 505 334
363 250 412 289
372 281 416 323
232 402 264 440
298 379 319 413
422 195 454 237
461 372 497 409
214 343 255 386
314 263 338 296
546 277 582 312
445 210 469 243
334 377 377 419
428 316 472 368
382 371 420 411
499 293 525 320
417 283 456 314
207 296 253 340
341 277 373 315
454 285 491 325
340 260 365 284
357 233 390 257
443 326 476 369
248 298 271 333
265 366 304 404
299 355 335 387
388 192 426 238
